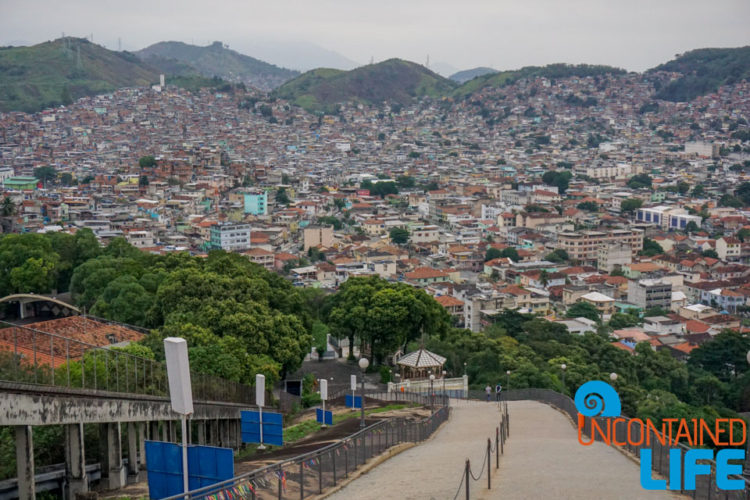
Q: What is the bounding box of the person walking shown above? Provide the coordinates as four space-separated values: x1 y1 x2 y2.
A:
495 382 502 401
485 384 492 401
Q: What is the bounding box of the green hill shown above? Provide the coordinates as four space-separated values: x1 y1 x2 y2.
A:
0 37 159 113
648 47 750 101
449 67 497 83
136 41 298 91
273 59 457 113
453 63 627 97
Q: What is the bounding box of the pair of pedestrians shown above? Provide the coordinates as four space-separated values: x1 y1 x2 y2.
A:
485 383 502 401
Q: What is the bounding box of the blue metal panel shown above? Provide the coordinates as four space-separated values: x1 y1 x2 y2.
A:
345 394 362 408
241 410 284 446
316 408 333 425
146 441 235 499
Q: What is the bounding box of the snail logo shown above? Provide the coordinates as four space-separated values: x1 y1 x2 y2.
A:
574 380 621 417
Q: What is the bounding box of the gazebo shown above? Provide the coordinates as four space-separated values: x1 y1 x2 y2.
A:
396 348 446 380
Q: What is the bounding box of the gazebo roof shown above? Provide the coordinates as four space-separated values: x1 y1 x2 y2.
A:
396 348 446 369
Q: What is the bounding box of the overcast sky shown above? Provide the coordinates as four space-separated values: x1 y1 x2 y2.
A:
1 0 749 73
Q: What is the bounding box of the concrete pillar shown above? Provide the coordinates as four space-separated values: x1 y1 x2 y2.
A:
150 421 160 442
137 423 147 470
126 422 139 479
64 423 88 497
15 426 35 500
463 374 469 398
161 421 168 442
102 423 126 490
210 419 219 446
168 420 177 443
220 420 229 448
197 421 206 445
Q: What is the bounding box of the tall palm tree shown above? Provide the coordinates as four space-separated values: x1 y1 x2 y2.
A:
1 197 16 216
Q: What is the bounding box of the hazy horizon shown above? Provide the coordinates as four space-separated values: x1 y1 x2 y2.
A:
2 0 749 74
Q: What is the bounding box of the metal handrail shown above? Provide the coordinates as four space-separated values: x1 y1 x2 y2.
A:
0 320 255 405
161 392 451 500
468 388 750 499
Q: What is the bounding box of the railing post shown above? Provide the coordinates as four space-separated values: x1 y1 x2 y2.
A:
465 459 470 500
487 438 491 490
299 461 304 499
332 449 336 486
318 453 322 494
496 427 499 468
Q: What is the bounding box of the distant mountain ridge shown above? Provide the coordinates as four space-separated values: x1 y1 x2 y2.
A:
647 46 750 101
450 67 497 83
453 63 627 97
0 37 157 113
136 41 299 91
273 58 457 113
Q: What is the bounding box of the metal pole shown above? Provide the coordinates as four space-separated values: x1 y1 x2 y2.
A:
496 427 499 468
258 406 265 450
360 376 365 428
487 438 491 490
181 415 188 494
465 460 470 500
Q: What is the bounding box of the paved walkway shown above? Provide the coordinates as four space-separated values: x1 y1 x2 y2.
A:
481 400 683 500
326 399 684 500
327 400 502 500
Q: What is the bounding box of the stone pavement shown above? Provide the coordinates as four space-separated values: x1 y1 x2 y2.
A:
480 400 684 500
326 399 503 500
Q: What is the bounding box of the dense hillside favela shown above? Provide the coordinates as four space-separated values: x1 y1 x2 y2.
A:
1 37 750 495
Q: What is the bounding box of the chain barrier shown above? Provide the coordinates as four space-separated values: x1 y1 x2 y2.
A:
448 402 511 499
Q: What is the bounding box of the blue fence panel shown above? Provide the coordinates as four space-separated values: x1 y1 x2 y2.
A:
241 410 284 446
316 408 333 425
345 394 362 408
146 442 235 500
146 441 184 500
187 445 235 490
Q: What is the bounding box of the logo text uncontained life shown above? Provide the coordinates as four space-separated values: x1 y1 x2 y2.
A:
574 380 746 491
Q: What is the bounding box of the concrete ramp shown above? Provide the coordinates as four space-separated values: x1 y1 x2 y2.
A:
482 400 683 500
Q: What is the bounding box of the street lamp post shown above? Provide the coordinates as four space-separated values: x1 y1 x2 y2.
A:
429 374 435 415
395 373 401 402
610 372 618 382
464 362 467 375
359 358 369 428
561 363 567 394
442 369 447 398
506 370 510 392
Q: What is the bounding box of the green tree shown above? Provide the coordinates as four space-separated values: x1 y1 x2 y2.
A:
276 187 291 205
389 227 409 245
640 238 664 257
620 198 643 214
692 184 705 197
544 249 569 263
677 181 690 195
685 221 699 233
737 228 750 242
627 174 653 190
735 182 750 206
1 197 16 216
138 155 156 168
702 249 719 259
576 201 599 212
33 166 57 186
485 247 502 262
139 175 149 187
688 330 750 382
566 301 600 323
541 170 573 194
60 173 75 186
500 247 520 261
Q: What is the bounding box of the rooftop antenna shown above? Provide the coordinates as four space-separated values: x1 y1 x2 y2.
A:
426 54 430 69
76 45 82 70
370 56 374 65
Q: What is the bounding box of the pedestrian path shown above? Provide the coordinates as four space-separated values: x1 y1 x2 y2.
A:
481 400 683 500
326 400 502 500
